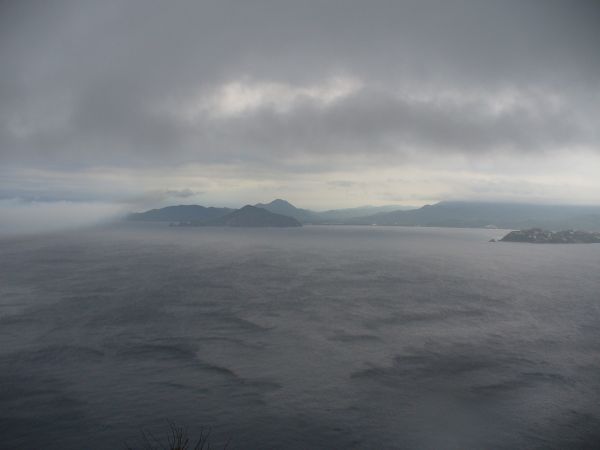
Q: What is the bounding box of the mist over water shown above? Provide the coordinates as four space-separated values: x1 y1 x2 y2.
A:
1 224 600 449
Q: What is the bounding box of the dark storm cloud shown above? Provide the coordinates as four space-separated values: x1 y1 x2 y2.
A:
210 87 584 160
1 0 600 171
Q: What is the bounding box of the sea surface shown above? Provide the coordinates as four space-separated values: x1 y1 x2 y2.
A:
1 224 600 449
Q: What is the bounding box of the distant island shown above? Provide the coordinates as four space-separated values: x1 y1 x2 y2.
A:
500 228 600 243
176 205 302 228
128 205 234 222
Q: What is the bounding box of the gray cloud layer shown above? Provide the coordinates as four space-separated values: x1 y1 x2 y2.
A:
1 0 600 207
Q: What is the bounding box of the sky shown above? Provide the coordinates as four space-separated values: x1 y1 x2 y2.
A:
1 0 600 230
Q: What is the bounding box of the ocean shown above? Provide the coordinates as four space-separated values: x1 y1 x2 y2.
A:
1 224 599 449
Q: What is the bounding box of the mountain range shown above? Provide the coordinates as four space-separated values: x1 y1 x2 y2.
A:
178 205 302 227
350 201 600 230
128 199 600 231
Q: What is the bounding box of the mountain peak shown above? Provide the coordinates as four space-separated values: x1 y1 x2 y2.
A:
206 204 301 227
253 199 314 222
268 199 295 207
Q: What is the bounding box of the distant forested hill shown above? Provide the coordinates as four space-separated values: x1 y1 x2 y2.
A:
128 205 233 222
201 205 302 227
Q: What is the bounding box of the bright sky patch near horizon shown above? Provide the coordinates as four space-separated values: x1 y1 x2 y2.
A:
1 0 600 231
